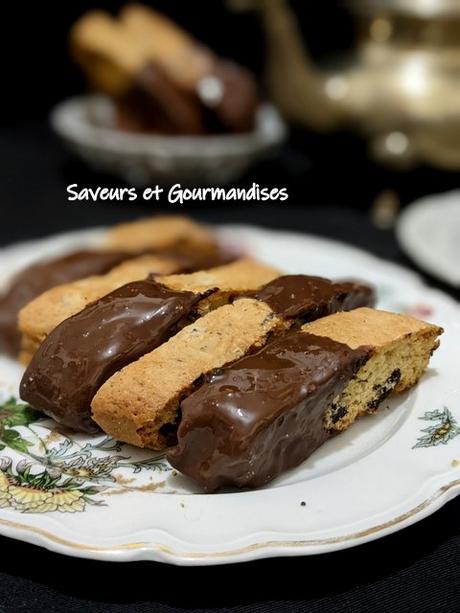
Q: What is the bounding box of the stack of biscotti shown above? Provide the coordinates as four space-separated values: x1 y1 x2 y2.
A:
90 298 440 463
18 260 442 491
0 215 220 360
18 257 272 364
19 259 281 432
70 5 259 134
90 275 375 448
168 308 442 490
20 272 372 434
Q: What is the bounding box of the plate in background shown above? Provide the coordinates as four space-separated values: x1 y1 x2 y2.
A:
0 225 458 565
397 190 460 287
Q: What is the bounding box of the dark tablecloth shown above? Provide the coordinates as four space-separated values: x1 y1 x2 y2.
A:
0 122 459 613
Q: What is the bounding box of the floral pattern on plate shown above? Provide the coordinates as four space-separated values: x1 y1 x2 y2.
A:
0 225 458 563
414 407 460 448
0 398 173 513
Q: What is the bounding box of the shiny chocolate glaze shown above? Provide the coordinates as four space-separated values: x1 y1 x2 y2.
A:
168 332 370 491
0 250 127 357
253 275 374 320
0 245 230 359
20 279 207 433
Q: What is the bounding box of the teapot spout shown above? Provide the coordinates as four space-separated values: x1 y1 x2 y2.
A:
233 0 343 130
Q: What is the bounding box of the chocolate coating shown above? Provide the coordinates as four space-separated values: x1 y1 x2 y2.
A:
118 61 205 135
197 60 259 133
20 279 207 433
0 250 126 357
253 275 374 320
168 332 370 491
118 59 259 135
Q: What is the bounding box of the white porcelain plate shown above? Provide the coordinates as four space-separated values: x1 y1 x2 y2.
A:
0 225 459 565
397 189 460 287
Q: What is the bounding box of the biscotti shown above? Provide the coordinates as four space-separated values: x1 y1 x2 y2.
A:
119 4 259 133
168 332 371 490
303 308 443 431
18 258 279 364
0 250 127 359
91 276 373 448
154 258 282 313
91 299 288 447
19 260 281 432
103 215 218 256
0 215 220 360
167 308 442 490
71 6 259 135
120 3 214 92
70 10 146 89
19 252 235 364
18 254 185 364
70 11 206 135
20 279 208 433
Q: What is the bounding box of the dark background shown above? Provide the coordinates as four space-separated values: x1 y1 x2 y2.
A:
4 0 354 123
2 0 459 218
1 2 460 611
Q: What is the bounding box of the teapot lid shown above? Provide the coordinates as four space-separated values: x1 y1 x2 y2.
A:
348 0 460 18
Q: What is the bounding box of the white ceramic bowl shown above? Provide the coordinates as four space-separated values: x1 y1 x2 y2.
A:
50 95 287 186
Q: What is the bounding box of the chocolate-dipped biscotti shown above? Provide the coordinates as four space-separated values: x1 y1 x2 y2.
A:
16 245 442 492
304 308 443 431
72 10 207 134
0 250 127 358
0 215 220 360
168 308 442 490
19 258 277 364
120 4 259 133
70 10 206 135
71 6 259 134
119 3 214 92
91 275 373 448
18 254 184 364
19 259 280 432
18 251 233 365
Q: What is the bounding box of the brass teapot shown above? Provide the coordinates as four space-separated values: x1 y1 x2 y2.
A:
231 0 460 169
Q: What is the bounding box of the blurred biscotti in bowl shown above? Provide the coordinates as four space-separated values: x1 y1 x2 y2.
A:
51 4 286 184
